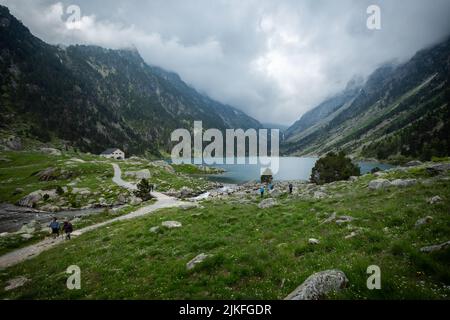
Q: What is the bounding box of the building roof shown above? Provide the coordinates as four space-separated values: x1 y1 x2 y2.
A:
100 148 123 155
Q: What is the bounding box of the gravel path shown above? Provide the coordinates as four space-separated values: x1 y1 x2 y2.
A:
0 163 187 270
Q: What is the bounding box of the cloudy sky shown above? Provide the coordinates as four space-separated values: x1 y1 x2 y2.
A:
2 0 450 125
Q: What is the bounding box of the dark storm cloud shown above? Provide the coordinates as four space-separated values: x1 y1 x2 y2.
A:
2 0 450 124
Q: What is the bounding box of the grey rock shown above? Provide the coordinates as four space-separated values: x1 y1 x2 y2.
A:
162 221 182 229
285 270 349 300
308 238 320 245
335 215 354 225
321 212 337 224
415 216 433 228
406 160 423 167
368 179 392 190
4 276 30 291
420 241 450 253
149 226 160 233
258 198 278 209
124 169 151 180
186 253 209 270
428 196 442 204
391 179 417 188
40 148 61 156
313 191 327 199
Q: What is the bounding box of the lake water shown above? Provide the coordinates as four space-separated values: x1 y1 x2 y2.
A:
199 157 393 184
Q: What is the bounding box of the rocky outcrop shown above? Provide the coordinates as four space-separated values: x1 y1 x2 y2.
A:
285 270 348 300
415 216 433 228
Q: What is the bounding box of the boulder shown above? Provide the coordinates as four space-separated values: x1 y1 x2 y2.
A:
149 226 160 233
391 179 417 188
258 198 278 209
72 187 91 196
36 167 59 181
17 190 46 207
179 203 199 210
4 136 22 151
129 196 143 206
151 160 175 173
415 216 433 228
321 212 337 224
335 215 354 225
420 241 450 253
40 148 61 156
308 238 320 245
345 231 359 239
40 204 60 212
428 196 442 204
162 221 182 229
426 163 450 176
180 187 195 198
186 253 209 270
368 179 392 190
285 270 349 300
406 160 422 167
4 276 30 291
313 191 327 199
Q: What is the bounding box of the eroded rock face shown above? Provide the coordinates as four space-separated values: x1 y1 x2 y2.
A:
258 198 278 209
186 253 209 270
285 269 349 300
368 179 392 190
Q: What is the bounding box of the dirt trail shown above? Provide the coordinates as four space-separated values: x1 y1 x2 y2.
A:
0 163 188 270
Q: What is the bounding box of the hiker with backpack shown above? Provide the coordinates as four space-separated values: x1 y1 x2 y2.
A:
63 220 74 240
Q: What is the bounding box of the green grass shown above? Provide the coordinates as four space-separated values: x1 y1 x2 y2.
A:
1 166 449 299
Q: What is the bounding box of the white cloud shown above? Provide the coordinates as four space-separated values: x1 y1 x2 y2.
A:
1 0 450 125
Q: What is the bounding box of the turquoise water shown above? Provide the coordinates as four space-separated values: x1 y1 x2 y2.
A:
198 157 393 184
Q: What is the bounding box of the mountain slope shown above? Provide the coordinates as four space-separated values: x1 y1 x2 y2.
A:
0 6 261 156
283 37 450 161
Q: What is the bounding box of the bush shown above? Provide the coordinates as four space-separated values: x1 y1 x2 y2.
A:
310 152 360 185
371 167 381 174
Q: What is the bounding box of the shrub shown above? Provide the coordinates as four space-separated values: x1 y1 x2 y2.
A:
310 152 360 185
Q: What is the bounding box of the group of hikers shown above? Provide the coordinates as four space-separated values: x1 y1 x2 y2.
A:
259 182 293 198
49 217 73 240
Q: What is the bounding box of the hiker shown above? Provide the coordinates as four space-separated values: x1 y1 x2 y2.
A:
289 183 293 194
150 184 154 192
62 220 73 240
49 217 60 239
260 186 265 198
